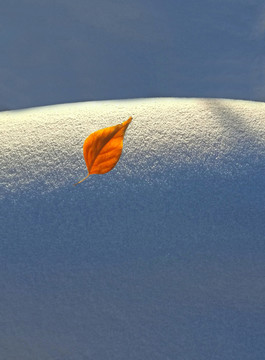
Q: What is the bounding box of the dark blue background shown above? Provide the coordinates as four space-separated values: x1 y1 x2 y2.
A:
1 0 265 109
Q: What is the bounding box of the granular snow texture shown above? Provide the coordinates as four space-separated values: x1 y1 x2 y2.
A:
1 98 265 360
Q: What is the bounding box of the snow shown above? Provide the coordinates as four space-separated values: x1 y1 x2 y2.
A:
1 98 265 359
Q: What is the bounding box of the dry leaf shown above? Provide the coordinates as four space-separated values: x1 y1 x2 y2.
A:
74 117 132 185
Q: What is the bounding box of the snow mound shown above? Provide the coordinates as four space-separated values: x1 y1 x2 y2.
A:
1 96 265 261
1 98 265 195
1 98 265 360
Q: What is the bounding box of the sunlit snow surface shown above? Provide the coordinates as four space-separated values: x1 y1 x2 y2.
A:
1 98 265 359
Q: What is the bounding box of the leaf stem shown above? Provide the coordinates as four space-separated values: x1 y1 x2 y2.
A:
73 173 90 186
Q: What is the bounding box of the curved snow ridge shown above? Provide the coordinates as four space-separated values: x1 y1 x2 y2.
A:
1 97 265 196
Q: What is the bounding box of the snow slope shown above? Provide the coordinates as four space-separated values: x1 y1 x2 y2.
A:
1 98 265 359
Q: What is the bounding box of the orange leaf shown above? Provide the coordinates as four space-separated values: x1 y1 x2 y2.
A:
74 117 132 185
